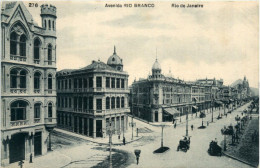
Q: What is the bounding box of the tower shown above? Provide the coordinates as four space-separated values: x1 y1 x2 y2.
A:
40 4 57 32
152 58 162 77
107 46 123 71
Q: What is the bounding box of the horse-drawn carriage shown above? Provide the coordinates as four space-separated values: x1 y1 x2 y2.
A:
208 141 222 156
177 136 190 152
221 125 234 135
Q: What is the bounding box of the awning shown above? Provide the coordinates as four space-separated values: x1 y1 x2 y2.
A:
164 108 180 118
192 106 198 109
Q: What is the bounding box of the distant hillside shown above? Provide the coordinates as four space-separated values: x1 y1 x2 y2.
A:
231 79 243 87
250 87 259 96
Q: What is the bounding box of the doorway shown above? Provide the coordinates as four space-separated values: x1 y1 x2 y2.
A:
9 133 26 163
34 132 42 156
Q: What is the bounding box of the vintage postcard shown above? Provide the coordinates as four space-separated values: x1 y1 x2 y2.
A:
1 1 259 168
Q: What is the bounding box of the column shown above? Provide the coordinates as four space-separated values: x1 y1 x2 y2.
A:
114 116 117 134
82 118 84 135
93 119 96 138
87 118 90 136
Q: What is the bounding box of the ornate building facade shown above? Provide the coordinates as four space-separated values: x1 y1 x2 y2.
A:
56 47 130 138
1 2 57 166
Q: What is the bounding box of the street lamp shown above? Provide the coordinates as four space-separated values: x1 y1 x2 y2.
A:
211 98 215 122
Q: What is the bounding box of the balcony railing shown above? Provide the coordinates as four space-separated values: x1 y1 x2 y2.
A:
10 88 26 94
34 89 40 93
10 120 29 127
34 118 41 123
10 55 27 62
44 118 57 123
34 59 40 64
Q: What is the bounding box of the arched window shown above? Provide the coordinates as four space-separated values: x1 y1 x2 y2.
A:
10 69 18 88
34 103 41 119
116 97 120 108
121 97 125 108
19 70 26 88
10 32 17 55
34 72 41 90
34 39 41 60
48 20 51 30
111 97 115 109
106 97 110 109
48 44 52 65
11 101 27 121
19 34 26 57
48 74 52 90
48 102 52 118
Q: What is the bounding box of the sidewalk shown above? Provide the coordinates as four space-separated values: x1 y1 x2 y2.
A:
54 127 142 146
7 150 71 168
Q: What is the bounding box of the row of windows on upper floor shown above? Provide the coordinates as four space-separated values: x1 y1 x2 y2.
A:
10 32 54 65
57 77 126 90
57 96 126 110
9 68 54 93
9 100 54 122
43 19 56 31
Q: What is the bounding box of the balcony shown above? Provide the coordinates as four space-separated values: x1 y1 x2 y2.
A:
10 120 29 127
34 118 41 123
10 55 26 62
44 118 57 130
34 59 40 64
34 89 40 94
10 88 26 94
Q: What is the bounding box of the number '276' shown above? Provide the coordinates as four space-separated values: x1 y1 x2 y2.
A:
29 3 38 7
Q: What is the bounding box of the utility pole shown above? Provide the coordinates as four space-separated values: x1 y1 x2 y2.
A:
186 109 188 136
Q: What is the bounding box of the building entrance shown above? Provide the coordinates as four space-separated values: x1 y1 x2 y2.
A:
96 120 103 137
9 133 26 163
34 132 42 156
155 111 158 122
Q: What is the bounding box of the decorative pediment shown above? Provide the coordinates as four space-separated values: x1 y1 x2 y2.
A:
14 10 24 21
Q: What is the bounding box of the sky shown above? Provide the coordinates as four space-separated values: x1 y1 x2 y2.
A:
23 1 259 88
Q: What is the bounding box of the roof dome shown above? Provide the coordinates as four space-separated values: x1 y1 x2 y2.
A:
107 46 123 65
152 59 161 70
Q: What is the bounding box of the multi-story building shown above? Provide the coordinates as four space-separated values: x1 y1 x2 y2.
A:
56 47 130 138
130 59 216 123
1 2 57 166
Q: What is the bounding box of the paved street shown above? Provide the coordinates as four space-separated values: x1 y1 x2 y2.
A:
115 103 253 168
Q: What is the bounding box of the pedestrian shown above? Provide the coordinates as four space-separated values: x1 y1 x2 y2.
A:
123 137 126 145
191 124 193 131
30 153 33 163
136 155 139 165
235 134 239 143
18 160 24 168
207 121 209 126
174 123 176 128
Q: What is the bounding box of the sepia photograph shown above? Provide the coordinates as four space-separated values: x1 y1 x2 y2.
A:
1 1 259 168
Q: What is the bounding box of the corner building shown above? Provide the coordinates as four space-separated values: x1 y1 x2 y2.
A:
1 2 57 166
57 47 129 138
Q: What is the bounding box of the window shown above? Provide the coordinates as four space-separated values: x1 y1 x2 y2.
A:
48 74 52 90
96 77 102 88
58 97 60 107
10 32 17 55
61 98 64 108
121 79 125 88
48 20 51 30
89 97 93 110
19 35 26 57
69 79 72 89
74 79 77 88
78 97 82 109
11 101 27 121
121 97 125 108
61 80 64 89
58 80 60 90
74 97 77 109
10 69 18 88
44 20 47 29
96 99 102 111
20 70 26 88
65 98 67 108
116 97 120 108
83 78 87 88
48 102 52 118
78 78 82 88
47 44 52 65
34 103 41 118
106 97 110 109
34 72 41 90
84 97 88 110
106 77 110 88
65 80 68 89
89 77 93 88
111 97 115 109
69 98 72 108
116 78 120 88
52 20 55 30
111 78 115 88
34 39 40 60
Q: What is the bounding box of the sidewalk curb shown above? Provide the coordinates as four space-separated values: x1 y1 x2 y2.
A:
222 152 257 168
